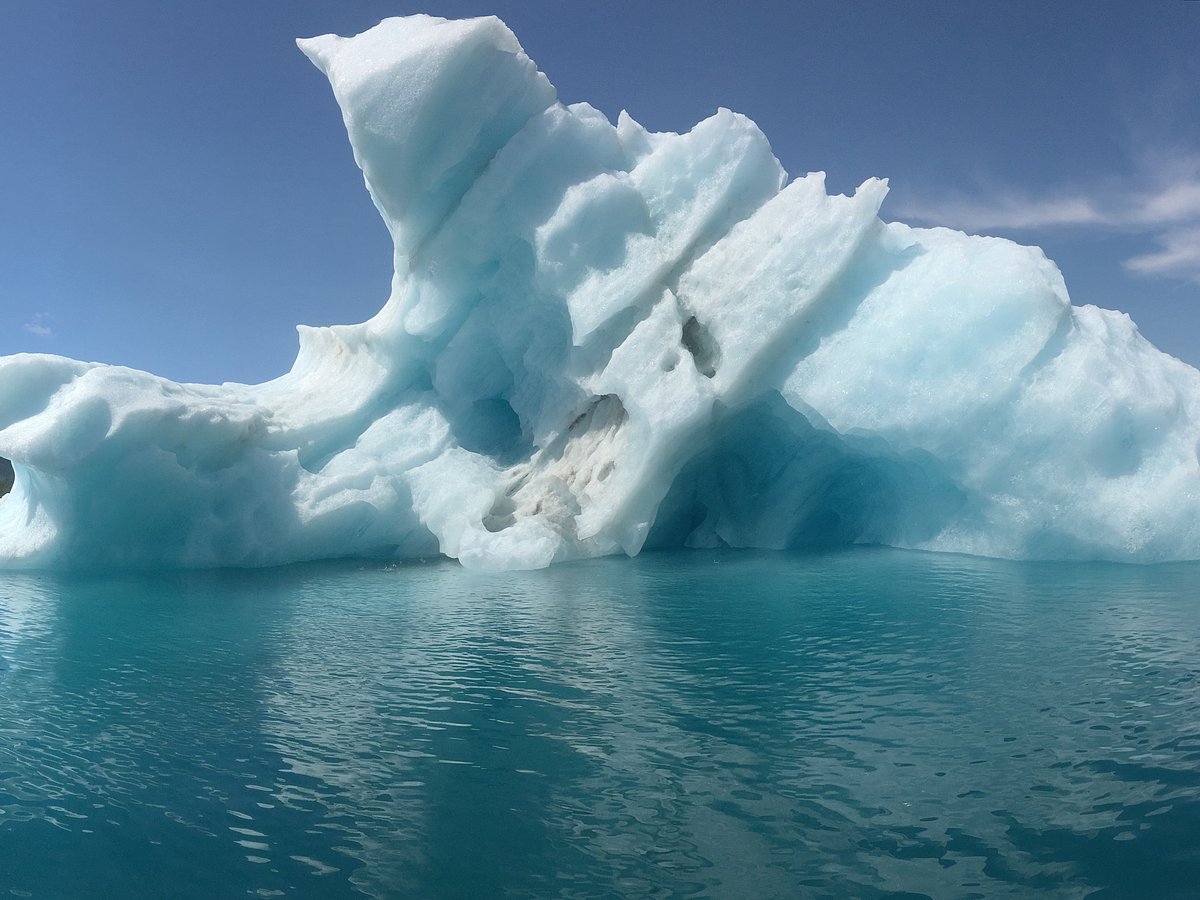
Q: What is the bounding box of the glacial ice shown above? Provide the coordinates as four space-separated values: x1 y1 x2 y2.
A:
2 13 1199 571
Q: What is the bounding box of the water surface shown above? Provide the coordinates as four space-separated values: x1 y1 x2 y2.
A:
1 548 1198 897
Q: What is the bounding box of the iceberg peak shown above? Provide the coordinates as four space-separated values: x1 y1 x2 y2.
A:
2 14 1199 570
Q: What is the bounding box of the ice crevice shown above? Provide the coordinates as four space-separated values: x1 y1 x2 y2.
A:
2 13 1200 571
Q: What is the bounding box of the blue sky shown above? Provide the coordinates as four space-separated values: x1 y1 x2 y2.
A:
3 1 1198 382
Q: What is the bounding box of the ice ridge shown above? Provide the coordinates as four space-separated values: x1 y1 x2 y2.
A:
1 14 1199 570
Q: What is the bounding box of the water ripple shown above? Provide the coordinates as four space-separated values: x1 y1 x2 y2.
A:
1 550 1199 897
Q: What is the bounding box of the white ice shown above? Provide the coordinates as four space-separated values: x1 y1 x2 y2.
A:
2 14 1198 570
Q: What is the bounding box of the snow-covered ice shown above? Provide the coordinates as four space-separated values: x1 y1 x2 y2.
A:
2 14 1198 570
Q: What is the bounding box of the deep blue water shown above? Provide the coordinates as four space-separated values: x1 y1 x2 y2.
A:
1 548 1199 898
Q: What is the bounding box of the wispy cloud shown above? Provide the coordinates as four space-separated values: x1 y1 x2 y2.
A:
894 152 1200 283
900 194 1107 232
23 313 54 338
1125 226 1200 278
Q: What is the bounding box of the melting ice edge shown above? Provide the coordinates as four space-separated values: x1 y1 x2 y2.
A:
2 14 1199 570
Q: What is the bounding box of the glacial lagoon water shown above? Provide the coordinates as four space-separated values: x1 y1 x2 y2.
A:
1 548 1198 898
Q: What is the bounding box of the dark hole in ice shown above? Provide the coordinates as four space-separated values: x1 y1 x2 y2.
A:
453 397 530 466
681 316 719 378
0 457 12 498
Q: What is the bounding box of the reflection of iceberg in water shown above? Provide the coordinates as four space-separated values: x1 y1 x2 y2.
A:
188 555 1200 894
2 14 1200 571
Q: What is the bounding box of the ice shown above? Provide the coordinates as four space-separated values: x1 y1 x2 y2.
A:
2 14 1198 570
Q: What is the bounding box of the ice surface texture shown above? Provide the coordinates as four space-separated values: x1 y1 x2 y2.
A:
2 14 1199 570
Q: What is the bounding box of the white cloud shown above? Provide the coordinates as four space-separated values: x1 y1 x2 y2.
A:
23 313 54 338
899 193 1108 232
1125 226 1200 279
894 152 1200 283
1130 179 1200 226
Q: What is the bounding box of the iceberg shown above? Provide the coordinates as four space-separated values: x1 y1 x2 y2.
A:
2 14 1199 571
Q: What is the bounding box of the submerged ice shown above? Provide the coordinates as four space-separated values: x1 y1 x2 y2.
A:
2 14 1199 570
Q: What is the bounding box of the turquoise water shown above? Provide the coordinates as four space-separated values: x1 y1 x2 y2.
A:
1 549 1198 898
